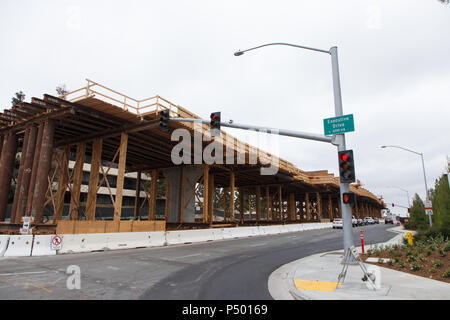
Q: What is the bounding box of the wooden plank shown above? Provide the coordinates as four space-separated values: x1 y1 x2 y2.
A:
114 132 128 226
85 138 102 220
69 142 86 220
229 172 235 222
239 188 244 223
203 165 209 223
208 173 214 225
179 167 185 223
316 192 323 220
305 193 311 221
256 186 261 221
278 185 283 221
54 145 70 221
134 171 141 219
289 193 296 221
265 186 270 221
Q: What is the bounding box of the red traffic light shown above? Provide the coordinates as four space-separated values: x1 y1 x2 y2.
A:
342 192 355 204
340 153 349 162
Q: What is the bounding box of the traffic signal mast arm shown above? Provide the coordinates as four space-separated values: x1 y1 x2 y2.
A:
168 117 336 144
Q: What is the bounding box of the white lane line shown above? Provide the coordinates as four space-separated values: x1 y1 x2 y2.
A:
174 253 203 259
0 271 47 276
249 243 267 247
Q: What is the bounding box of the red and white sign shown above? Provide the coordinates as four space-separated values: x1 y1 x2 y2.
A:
50 235 63 250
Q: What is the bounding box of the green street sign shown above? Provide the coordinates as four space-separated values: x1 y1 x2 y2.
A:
323 114 355 136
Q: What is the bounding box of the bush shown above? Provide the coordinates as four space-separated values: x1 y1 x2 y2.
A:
434 259 443 268
411 262 421 271
443 269 450 278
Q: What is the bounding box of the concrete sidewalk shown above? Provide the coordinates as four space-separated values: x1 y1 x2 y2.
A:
268 226 450 300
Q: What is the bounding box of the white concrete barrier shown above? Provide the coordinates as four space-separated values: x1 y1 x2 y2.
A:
165 229 216 245
4 235 33 257
59 234 109 254
31 235 56 256
0 235 10 257
228 227 258 238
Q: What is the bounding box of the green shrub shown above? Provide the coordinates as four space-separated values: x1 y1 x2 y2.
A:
387 259 393 266
433 259 443 268
438 249 446 257
399 261 405 268
444 242 450 252
430 266 437 274
410 262 421 271
407 255 415 262
443 269 450 278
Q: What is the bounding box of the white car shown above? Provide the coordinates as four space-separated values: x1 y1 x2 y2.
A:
332 218 343 229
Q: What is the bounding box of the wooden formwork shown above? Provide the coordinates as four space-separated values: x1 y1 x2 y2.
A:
0 79 385 234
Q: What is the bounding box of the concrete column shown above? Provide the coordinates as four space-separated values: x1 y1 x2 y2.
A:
0 132 18 221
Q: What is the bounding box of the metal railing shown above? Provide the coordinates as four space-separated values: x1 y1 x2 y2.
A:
60 79 197 119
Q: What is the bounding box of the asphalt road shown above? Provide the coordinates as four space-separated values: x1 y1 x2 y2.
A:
0 224 397 300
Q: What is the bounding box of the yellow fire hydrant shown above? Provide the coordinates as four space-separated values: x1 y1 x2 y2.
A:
406 232 414 245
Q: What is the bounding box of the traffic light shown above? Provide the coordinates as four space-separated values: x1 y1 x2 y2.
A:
210 112 221 137
338 149 355 183
342 192 355 205
159 109 170 132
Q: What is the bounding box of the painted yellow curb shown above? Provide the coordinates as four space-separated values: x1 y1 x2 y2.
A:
294 279 341 292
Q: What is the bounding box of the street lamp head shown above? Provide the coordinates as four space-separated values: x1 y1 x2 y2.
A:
234 50 244 57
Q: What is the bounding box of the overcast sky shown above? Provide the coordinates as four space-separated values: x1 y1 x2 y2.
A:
1 0 449 216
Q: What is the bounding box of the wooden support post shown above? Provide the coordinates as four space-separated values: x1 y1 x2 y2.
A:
328 195 333 219
179 167 185 223
53 145 70 221
114 132 128 224
248 191 252 221
265 186 270 220
305 193 311 221
256 186 261 221
278 185 283 221
134 171 141 219
239 188 244 223
165 179 170 221
26 122 44 217
229 171 235 222
149 169 158 220
203 165 209 223
85 138 102 220
316 192 323 220
32 119 55 223
0 132 18 221
223 187 228 222
208 173 214 225
11 126 31 223
69 142 86 220
289 193 295 221
17 125 38 222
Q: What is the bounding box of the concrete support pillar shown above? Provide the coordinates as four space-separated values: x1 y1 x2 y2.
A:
32 119 56 223
0 131 18 221
163 166 203 223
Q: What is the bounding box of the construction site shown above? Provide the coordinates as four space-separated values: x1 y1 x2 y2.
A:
0 79 385 236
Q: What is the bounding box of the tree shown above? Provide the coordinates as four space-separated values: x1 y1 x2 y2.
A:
430 174 450 230
11 91 25 106
56 84 69 97
407 194 429 230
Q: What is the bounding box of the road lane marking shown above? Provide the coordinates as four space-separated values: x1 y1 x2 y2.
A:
26 282 53 293
174 253 203 259
0 271 47 276
249 243 267 247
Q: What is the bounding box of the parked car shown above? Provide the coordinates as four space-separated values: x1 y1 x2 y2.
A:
352 216 358 227
385 217 394 224
363 217 372 225
374 218 379 224
357 218 364 226
368 217 375 224
332 218 343 229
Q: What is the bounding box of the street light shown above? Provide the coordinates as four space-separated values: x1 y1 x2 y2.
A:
381 145 431 226
235 42 355 262
386 186 410 207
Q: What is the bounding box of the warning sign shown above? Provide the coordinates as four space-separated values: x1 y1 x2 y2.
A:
50 235 63 251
